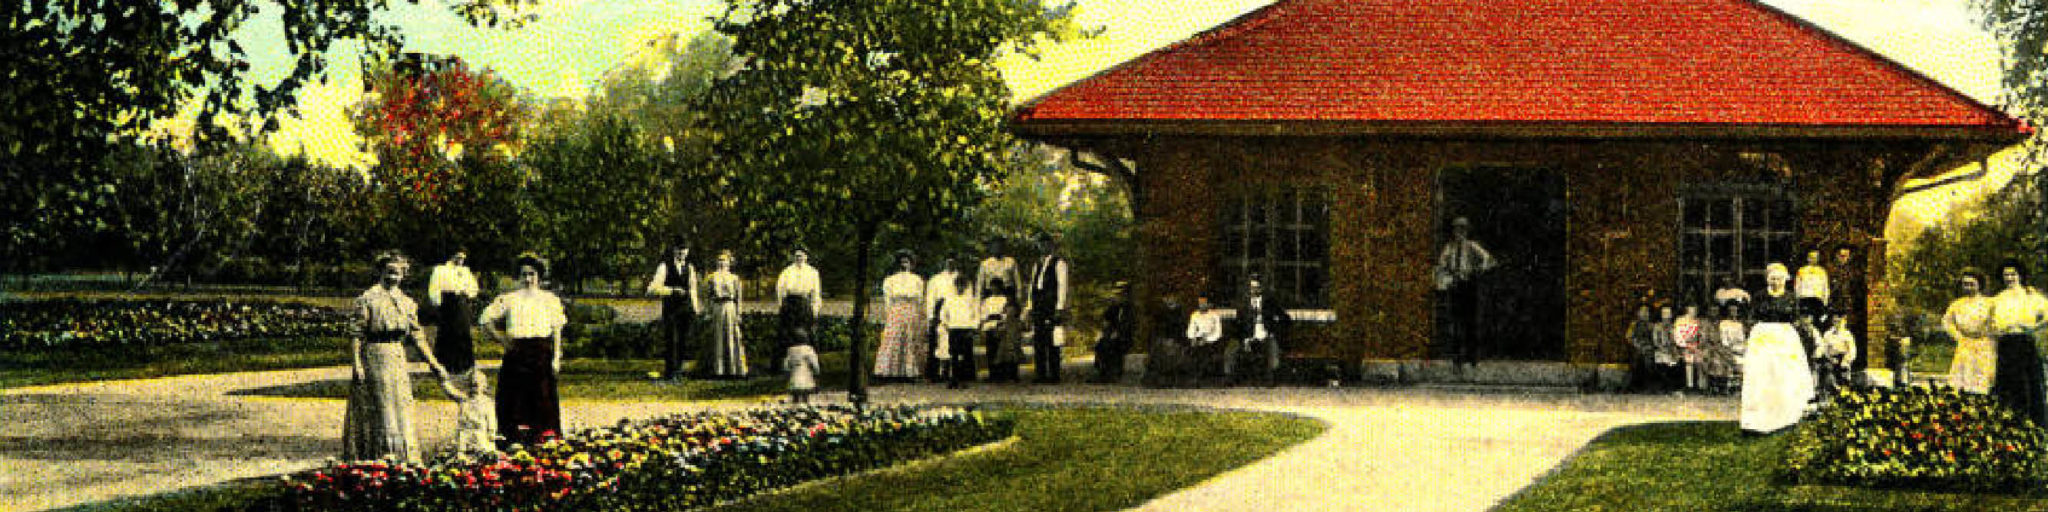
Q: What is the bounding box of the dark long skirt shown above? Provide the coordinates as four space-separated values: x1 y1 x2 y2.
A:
1994 333 2048 427
435 293 475 374
948 328 977 388
498 337 561 448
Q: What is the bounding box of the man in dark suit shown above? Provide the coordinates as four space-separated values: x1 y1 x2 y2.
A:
1027 232 1070 384
1226 275 1290 385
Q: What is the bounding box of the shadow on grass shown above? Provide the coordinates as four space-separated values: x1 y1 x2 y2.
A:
1497 421 2048 512
230 353 853 402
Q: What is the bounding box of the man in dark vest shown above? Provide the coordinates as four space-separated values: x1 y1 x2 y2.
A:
1027 232 1070 384
1227 274 1290 385
645 240 700 381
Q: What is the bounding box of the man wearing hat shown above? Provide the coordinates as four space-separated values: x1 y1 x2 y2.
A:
645 239 700 381
1435 216 1496 368
1027 232 1071 384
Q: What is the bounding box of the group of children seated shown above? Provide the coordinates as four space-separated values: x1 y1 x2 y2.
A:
1629 297 1857 396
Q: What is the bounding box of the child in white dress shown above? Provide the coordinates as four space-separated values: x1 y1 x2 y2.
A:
785 326 821 404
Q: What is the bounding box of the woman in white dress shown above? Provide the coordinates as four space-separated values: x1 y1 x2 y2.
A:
1944 268 1996 393
874 250 927 382
702 250 749 379
1741 262 1815 435
344 251 456 462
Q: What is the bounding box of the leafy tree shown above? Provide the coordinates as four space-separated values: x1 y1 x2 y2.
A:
350 55 532 277
698 0 1081 402
524 113 666 294
1 0 538 281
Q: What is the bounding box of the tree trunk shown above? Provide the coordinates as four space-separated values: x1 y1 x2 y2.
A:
846 222 878 407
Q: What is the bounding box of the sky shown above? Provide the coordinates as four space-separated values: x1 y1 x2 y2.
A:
223 0 2023 239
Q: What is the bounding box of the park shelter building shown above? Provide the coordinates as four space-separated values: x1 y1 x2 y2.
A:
1009 0 2029 382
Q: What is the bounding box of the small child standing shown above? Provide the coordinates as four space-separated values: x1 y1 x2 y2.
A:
446 371 496 456
1813 314 1858 400
784 326 821 404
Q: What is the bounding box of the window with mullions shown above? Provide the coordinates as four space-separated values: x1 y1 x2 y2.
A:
1217 187 1331 309
1678 185 1797 306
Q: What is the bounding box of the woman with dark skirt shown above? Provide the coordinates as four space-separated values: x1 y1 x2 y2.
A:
478 253 569 448
1990 259 2048 426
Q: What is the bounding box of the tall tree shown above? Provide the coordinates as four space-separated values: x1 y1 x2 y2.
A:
699 0 1080 403
1 0 534 279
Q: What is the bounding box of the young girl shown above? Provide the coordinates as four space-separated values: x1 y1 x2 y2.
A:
1673 303 1704 391
1711 303 1748 395
784 326 820 404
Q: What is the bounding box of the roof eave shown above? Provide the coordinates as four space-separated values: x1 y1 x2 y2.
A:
1009 119 2031 144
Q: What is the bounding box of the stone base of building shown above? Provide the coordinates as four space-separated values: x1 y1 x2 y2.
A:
1360 359 1630 390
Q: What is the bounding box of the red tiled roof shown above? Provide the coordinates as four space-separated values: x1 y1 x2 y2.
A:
1012 0 2027 136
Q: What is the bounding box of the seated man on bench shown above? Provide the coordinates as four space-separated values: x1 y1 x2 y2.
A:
1225 275 1290 386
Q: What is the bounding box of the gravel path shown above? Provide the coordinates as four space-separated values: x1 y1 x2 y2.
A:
1 364 1734 512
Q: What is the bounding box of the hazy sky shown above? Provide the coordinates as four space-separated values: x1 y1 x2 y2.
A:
219 0 2020 237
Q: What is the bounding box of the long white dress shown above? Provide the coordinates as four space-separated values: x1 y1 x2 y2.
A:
874 271 927 378
1741 292 1814 434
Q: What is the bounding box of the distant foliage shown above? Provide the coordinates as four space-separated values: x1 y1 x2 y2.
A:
1890 181 2048 319
1783 386 2048 491
0 299 352 351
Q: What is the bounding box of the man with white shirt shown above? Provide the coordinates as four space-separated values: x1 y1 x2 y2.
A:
645 241 701 381
1185 295 1225 383
427 247 482 380
924 255 961 381
1435 216 1496 368
1227 275 1290 385
773 246 823 375
1027 232 1070 384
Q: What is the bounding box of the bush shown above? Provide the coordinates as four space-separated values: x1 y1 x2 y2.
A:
0 299 353 352
1783 386 2048 491
280 405 1011 511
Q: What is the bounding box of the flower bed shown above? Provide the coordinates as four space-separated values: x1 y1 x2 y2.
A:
283 405 1010 510
0 299 353 351
1783 386 2048 491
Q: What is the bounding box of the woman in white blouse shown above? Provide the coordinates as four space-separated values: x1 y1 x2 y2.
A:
702 250 749 379
874 250 927 382
1944 268 1995 393
478 253 568 447
935 272 979 389
1990 260 2048 425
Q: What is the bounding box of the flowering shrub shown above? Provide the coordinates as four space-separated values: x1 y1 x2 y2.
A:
283 405 1010 510
1783 386 2048 491
0 299 353 351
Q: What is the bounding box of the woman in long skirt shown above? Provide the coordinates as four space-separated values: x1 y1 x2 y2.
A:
344 251 454 462
983 279 1027 382
874 250 927 382
478 253 569 448
702 250 749 378
1990 260 2048 425
1945 268 1996 393
1741 263 1814 435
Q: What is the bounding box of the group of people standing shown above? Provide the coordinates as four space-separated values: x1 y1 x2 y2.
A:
1622 248 1866 435
1940 260 2048 425
344 249 568 463
640 233 1081 403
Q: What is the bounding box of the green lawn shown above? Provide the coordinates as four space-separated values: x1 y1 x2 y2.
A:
705 407 1323 512
64 406 1324 512
0 337 353 388
234 353 852 402
1497 421 2048 512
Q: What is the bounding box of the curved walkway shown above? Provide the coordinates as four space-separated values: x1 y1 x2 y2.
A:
0 367 1735 512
